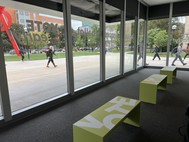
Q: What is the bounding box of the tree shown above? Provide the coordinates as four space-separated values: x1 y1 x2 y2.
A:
88 33 96 48
106 24 117 49
28 32 50 49
2 31 12 52
44 26 58 46
148 19 169 32
10 23 25 33
171 18 185 43
115 24 120 49
87 25 100 48
75 35 84 48
154 30 168 51
58 26 65 49
72 28 78 47
147 28 160 49
10 23 25 46
2 23 24 51
148 18 185 49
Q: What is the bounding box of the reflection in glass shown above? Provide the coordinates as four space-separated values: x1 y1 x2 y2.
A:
105 4 121 78
125 20 135 72
71 6 100 90
2 5 67 113
137 19 145 67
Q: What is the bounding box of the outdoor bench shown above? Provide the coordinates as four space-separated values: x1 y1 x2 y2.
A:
139 74 167 104
73 96 141 142
160 66 176 84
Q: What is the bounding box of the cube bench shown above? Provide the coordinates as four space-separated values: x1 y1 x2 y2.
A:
160 66 176 84
139 74 167 104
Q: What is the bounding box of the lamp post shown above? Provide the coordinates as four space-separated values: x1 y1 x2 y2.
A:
172 25 177 51
24 27 30 60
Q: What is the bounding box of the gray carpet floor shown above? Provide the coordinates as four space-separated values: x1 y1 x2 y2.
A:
0 68 189 142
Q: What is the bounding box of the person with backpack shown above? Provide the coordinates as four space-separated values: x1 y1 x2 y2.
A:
171 42 187 66
171 46 178 55
46 45 57 68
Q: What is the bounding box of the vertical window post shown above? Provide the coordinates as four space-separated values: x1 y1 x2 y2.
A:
120 0 126 75
63 0 74 94
100 0 105 82
166 3 173 66
0 21 12 121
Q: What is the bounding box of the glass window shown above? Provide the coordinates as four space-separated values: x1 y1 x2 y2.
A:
125 20 135 72
71 2 100 90
20 19 24 24
146 18 168 67
1 3 67 113
169 16 188 68
105 4 121 78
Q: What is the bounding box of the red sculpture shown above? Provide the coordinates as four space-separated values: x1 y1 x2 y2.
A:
0 6 20 56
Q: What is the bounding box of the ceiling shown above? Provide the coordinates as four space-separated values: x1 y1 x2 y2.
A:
11 0 189 22
48 0 189 21
142 0 187 6
50 0 120 17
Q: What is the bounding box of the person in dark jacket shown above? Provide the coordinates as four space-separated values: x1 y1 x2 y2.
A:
46 45 57 67
152 45 161 60
20 47 25 61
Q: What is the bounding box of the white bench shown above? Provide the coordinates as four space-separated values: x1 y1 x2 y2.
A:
73 96 141 142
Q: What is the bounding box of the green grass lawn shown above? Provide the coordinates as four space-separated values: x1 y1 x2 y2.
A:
4 51 186 61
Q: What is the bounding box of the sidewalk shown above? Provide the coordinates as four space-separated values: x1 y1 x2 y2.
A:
1 55 188 115
146 56 189 68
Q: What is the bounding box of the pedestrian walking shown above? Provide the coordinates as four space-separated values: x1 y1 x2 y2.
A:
152 44 161 60
46 45 57 68
171 42 187 66
20 47 25 61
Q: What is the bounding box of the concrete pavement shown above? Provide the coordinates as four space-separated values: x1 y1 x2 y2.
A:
1 54 189 115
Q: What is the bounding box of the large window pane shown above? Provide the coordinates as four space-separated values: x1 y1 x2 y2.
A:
1 2 67 113
169 16 189 68
105 4 121 78
125 20 135 72
146 18 168 66
71 2 100 90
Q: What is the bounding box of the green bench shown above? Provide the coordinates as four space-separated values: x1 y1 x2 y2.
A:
160 66 177 84
139 74 167 104
73 96 141 142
